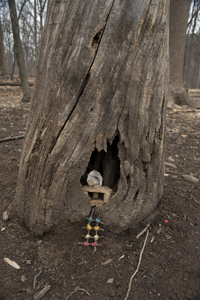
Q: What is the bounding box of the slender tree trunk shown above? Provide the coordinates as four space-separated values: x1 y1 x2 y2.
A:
39 9 43 40
0 18 6 76
11 52 16 81
34 0 38 59
8 0 31 102
184 35 192 88
39 0 45 36
16 0 169 236
168 0 199 107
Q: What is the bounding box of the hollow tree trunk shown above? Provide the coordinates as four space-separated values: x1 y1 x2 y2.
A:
16 0 169 236
0 18 6 76
8 0 31 102
168 0 198 107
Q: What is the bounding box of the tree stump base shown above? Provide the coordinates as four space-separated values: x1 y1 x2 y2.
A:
15 0 169 236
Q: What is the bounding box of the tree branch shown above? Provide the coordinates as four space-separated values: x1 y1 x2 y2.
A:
17 0 29 21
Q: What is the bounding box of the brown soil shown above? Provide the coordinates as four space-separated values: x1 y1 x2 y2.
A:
0 82 200 300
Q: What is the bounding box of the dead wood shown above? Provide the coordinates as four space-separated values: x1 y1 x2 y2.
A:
15 0 169 236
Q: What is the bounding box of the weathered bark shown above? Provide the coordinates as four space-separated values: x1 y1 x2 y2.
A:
16 0 169 236
168 0 198 107
0 18 6 76
8 0 31 102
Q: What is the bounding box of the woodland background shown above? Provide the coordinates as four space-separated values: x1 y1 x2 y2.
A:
0 0 200 89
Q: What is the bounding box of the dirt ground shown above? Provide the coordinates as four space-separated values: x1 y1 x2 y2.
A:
0 81 200 300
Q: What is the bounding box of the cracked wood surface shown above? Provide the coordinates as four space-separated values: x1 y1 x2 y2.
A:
16 0 169 235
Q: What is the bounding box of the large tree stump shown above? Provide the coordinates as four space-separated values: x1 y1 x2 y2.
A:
16 0 169 236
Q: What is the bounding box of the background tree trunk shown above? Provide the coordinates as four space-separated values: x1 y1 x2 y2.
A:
16 0 169 236
34 0 38 60
168 0 199 107
0 18 6 76
39 0 47 39
8 0 31 102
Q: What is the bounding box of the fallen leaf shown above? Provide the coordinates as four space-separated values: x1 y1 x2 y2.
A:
182 175 199 184
165 162 177 169
118 255 125 260
167 156 175 163
21 275 27 282
4 258 20 269
150 236 155 243
165 234 172 240
33 285 51 300
157 227 162 234
25 260 32 265
102 258 112 265
181 134 188 138
107 278 114 284
2 211 9 221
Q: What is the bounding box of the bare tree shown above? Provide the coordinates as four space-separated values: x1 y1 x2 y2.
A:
185 33 200 89
184 0 200 89
16 0 169 236
8 0 31 102
168 0 200 107
38 0 47 38
0 17 6 75
1 0 47 77
1 5 14 74
34 0 38 59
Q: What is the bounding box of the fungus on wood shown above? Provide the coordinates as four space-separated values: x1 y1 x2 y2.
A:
15 0 169 236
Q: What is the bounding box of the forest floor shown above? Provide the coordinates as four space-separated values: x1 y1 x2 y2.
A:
0 80 200 300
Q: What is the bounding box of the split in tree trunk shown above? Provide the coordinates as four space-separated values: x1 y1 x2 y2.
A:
16 0 169 236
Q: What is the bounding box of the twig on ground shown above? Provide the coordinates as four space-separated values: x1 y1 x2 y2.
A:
66 287 90 299
191 195 200 205
33 270 42 290
131 252 137 266
0 135 24 143
136 224 150 239
112 261 121 278
124 229 149 300
7 202 14 212
140 268 147 277
33 284 51 300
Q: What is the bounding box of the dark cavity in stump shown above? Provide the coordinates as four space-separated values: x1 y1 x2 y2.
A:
80 134 120 192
